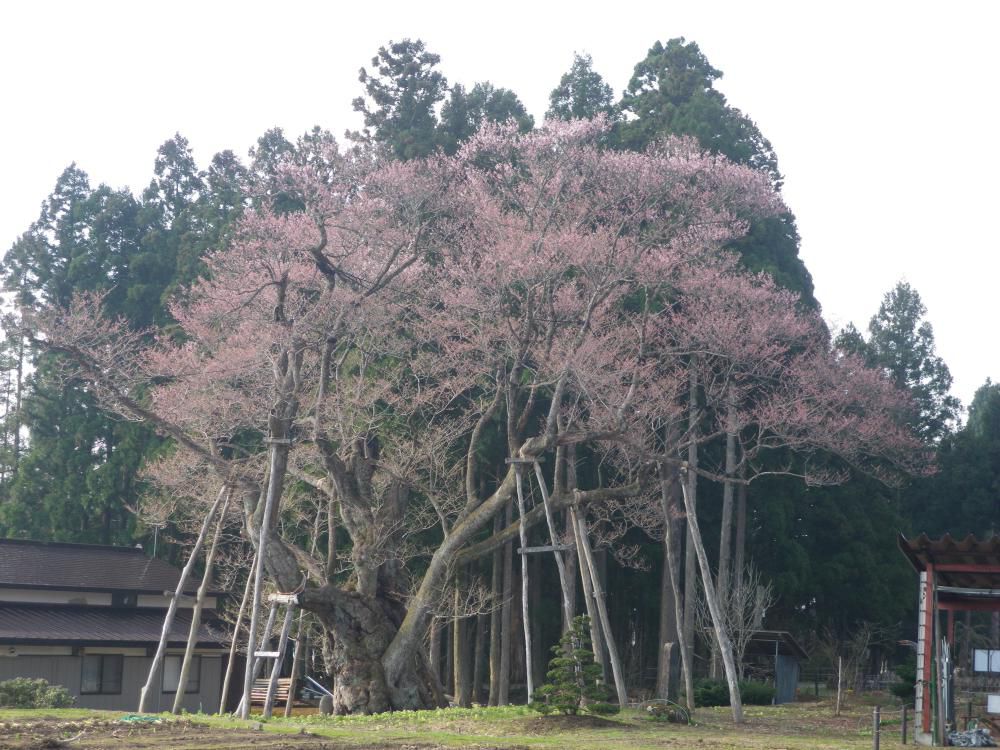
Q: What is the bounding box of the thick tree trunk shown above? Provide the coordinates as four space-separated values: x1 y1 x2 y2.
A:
680 473 744 724
139 484 227 713
300 585 440 714
734 466 747 593
242 420 294 718
173 490 229 712
656 471 682 703
658 468 693 709
454 585 472 707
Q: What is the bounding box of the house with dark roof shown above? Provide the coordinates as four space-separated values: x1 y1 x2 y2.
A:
0 538 230 712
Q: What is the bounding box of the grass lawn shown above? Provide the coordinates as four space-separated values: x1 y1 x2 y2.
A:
0 697 915 749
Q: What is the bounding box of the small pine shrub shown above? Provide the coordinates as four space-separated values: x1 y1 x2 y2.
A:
530 615 617 715
694 678 730 707
0 677 75 708
890 659 916 701
587 701 619 715
740 680 776 705
694 678 775 707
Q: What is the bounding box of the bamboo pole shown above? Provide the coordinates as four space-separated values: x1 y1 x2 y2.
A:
263 603 295 718
138 484 228 713
571 503 627 708
241 432 290 719
219 564 255 713
836 656 843 717
679 475 744 724
498 500 513 705
532 461 574 629
514 465 533 702
284 611 306 718
235 600 279 716
173 488 231 712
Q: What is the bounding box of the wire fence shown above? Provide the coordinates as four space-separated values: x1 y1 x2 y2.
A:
798 670 902 699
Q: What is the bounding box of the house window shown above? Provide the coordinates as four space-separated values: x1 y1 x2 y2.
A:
81 654 123 694
162 655 200 694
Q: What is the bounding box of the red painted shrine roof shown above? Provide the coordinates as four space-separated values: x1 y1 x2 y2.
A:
898 533 1000 590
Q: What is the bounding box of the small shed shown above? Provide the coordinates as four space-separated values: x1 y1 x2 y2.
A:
744 630 809 704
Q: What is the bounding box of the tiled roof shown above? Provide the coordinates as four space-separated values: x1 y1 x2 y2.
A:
745 630 809 660
898 533 1000 589
0 605 226 647
0 538 214 594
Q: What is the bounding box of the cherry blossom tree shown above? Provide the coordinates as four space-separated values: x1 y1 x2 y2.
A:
25 119 927 717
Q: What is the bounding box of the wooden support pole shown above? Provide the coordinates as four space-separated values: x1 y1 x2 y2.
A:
235 600 279 716
173 489 231 713
922 564 935 735
263 603 295 718
138 484 227 713
241 432 289 719
571 504 627 709
513 464 533 702
836 656 843 717
532 461 574 630
283 611 306 718
220 564 255 713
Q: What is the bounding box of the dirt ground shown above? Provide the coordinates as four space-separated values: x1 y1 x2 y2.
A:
0 698 912 750
0 717 342 750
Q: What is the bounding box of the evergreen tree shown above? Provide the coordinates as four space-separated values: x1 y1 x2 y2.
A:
439 82 533 154
531 616 614 715
349 39 448 160
0 135 250 544
908 380 1000 537
837 282 959 443
619 38 779 185
547 53 615 121
616 38 814 303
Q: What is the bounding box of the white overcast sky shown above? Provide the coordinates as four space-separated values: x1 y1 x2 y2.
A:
1 0 996 408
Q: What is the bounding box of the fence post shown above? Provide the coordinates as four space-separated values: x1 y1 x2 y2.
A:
836 657 843 717
872 705 880 750
901 704 908 745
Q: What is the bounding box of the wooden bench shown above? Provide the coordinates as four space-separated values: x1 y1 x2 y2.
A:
250 677 293 706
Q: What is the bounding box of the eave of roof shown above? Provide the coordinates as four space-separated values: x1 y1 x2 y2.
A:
899 533 1000 590
0 604 227 648
0 538 224 596
745 630 809 660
